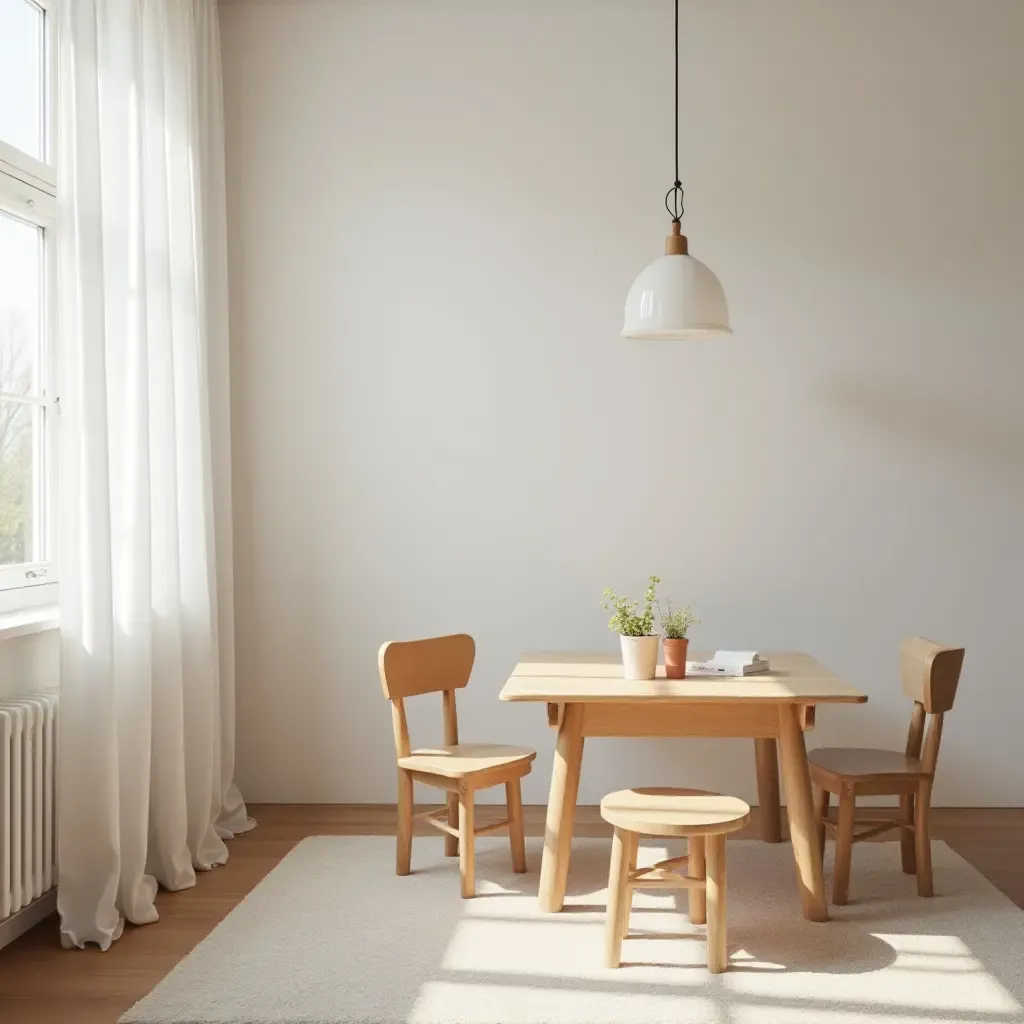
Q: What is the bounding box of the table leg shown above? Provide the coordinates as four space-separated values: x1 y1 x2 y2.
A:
778 704 829 922
538 702 584 913
753 738 782 843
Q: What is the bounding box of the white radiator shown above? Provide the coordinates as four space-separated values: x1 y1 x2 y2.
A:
0 693 58 923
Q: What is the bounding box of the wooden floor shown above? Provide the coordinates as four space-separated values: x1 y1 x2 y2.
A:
0 804 1021 1023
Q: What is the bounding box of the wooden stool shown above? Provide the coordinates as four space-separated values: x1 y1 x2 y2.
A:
600 787 750 974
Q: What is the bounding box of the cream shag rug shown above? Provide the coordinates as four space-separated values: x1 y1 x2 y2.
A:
121 835 1024 1024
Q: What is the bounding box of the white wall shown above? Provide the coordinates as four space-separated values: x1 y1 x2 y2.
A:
0 631 58 699
220 0 1024 806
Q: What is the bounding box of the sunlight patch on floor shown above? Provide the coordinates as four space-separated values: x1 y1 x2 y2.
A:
726 931 1021 1017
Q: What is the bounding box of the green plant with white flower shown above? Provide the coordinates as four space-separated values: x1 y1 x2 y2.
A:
659 599 699 639
602 575 661 637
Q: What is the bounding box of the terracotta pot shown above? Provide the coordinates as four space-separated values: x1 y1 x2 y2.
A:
620 634 659 680
663 637 689 678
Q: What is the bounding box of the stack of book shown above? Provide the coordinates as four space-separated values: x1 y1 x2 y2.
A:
686 650 771 677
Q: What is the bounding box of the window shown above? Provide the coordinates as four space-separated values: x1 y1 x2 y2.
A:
0 0 57 609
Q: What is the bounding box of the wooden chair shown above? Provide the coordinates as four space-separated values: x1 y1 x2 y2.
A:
378 634 536 898
600 787 750 974
809 637 965 905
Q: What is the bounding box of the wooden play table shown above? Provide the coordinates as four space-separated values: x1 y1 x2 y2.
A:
499 651 867 921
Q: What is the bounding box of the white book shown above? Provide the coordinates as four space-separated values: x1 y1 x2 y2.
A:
686 658 771 677
712 650 761 666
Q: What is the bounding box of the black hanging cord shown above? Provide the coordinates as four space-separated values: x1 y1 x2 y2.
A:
674 0 679 187
664 0 684 223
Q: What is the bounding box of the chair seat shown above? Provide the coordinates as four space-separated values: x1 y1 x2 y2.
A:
809 747 926 778
600 787 750 838
399 743 536 780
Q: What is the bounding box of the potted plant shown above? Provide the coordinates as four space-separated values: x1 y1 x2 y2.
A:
659 599 698 678
602 575 661 680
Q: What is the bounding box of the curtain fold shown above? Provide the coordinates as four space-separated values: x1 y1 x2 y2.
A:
56 0 252 951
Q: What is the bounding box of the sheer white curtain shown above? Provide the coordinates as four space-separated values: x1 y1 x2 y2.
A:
56 0 252 950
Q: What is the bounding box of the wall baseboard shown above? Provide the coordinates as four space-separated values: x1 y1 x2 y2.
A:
0 891 57 952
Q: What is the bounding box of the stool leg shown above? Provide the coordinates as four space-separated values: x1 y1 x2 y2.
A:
605 827 631 968
621 831 638 939
688 835 706 924
705 833 728 974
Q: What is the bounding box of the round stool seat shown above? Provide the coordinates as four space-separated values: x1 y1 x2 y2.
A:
600 787 750 838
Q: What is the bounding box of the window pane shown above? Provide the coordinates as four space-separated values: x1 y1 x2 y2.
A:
0 209 41 396
0 0 44 161
0 401 37 565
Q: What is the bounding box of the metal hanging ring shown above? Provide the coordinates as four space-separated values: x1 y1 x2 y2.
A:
664 183 685 223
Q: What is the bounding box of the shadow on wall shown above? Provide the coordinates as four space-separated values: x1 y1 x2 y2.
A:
821 375 1024 470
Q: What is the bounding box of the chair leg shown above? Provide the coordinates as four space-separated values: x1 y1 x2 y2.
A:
604 827 631 968
915 783 933 897
813 784 830 863
899 794 916 874
688 834 707 925
705 833 728 974
832 785 855 905
458 785 476 898
506 778 527 873
621 831 638 939
396 768 413 876
445 792 459 857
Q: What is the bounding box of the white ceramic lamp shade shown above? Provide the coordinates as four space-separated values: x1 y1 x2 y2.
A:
622 249 731 339
624 0 731 342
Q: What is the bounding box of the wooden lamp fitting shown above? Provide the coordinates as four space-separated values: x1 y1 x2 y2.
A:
665 220 688 255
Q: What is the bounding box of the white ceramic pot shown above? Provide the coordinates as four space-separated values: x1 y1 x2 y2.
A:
620 634 659 681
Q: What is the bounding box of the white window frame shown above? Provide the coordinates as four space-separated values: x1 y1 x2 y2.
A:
0 0 58 613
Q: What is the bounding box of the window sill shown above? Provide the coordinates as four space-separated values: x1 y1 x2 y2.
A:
0 605 59 642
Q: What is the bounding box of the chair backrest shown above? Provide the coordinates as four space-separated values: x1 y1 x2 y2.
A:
901 636 964 776
378 634 475 700
378 634 475 760
900 637 964 714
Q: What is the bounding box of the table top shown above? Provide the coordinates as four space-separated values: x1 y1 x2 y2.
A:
499 651 867 704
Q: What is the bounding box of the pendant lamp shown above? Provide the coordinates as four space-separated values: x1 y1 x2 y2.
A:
622 0 731 339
